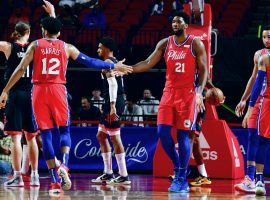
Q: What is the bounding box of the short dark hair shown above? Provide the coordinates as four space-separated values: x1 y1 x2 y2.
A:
172 11 190 24
81 96 91 103
100 36 117 52
262 25 270 32
40 17 62 35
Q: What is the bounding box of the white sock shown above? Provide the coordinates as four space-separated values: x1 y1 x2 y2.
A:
21 145 29 174
14 171 21 177
55 157 61 167
197 164 207 177
31 170 39 177
115 153 128 177
102 152 113 174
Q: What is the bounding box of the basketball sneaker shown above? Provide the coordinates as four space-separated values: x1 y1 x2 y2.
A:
4 176 24 187
189 175 211 186
57 164 71 190
49 182 62 196
234 176 255 193
91 173 115 184
255 181 266 196
168 177 189 193
109 175 131 185
168 168 191 181
30 174 40 186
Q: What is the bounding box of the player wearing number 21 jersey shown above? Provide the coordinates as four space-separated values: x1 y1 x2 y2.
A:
131 11 207 193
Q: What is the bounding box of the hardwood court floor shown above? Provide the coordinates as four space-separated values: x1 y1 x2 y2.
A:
0 174 269 199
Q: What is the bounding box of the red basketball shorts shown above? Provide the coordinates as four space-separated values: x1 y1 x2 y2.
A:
251 97 270 138
157 87 197 130
32 84 70 130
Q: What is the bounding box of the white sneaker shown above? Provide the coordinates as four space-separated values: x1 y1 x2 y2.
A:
4 176 24 187
255 181 266 196
57 164 71 190
30 174 40 186
234 176 255 193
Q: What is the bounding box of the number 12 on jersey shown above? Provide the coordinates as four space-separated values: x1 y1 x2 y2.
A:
175 62 185 73
42 58 60 75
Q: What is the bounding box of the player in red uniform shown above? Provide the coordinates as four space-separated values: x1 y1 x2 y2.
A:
132 11 207 193
0 17 132 195
235 26 270 194
246 29 270 195
0 0 55 187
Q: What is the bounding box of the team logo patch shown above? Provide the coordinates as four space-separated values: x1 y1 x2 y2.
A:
184 45 190 48
184 120 191 128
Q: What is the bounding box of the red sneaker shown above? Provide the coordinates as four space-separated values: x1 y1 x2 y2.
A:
49 182 62 195
57 164 71 190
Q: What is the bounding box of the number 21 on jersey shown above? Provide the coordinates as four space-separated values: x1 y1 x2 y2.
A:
42 58 60 75
175 62 185 73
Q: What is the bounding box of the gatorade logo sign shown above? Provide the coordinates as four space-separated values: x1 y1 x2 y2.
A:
197 133 218 160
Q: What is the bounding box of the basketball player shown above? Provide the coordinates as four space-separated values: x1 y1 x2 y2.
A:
169 78 218 186
245 35 270 195
0 0 55 187
132 11 207 193
0 17 132 195
91 37 130 185
234 25 270 194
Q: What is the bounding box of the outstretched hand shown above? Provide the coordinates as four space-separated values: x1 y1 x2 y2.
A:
0 92 8 109
114 59 133 74
43 0 56 18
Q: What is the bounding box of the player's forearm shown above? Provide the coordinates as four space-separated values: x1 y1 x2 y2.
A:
3 67 25 93
108 77 118 102
197 68 207 94
241 76 256 102
132 60 154 73
76 52 114 70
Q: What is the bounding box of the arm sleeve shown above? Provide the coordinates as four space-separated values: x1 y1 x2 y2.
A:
76 52 114 70
249 70 266 107
107 77 118 102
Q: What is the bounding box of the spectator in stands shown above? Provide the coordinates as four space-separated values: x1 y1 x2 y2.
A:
58 5 80 28
82 4 105 29
122 97 144 127
138 89 159 125
78 96 101 126
0 120 12 175
172 0 184 13
151 0 164 16
9 8 29 26
91 88 105 110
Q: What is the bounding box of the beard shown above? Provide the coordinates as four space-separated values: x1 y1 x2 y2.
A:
174 29 184 36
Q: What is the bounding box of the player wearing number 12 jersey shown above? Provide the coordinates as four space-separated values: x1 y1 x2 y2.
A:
131 11 207 193
0 17 132 196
